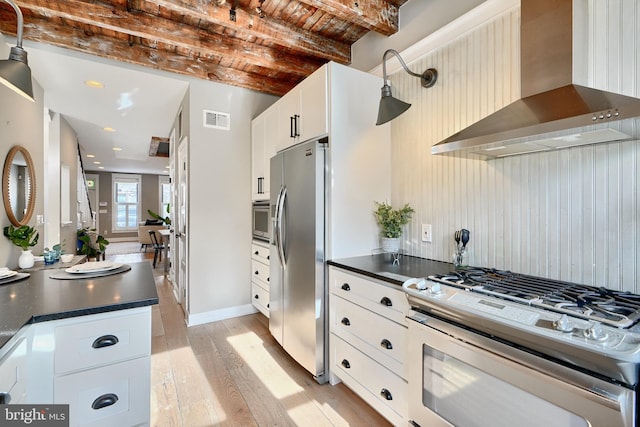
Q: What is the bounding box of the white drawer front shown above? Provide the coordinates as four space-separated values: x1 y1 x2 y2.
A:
251 281 270 317
251 242 270 263
54 310 151 375
332 296 406 371
54 357 150 427
251 259 270 285
332 337 407 420
330 268 408 324
0 335 27 404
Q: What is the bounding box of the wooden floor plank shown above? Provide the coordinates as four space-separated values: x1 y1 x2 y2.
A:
107 250 391 427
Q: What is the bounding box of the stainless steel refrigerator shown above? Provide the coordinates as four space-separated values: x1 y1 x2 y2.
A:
270 138 328 384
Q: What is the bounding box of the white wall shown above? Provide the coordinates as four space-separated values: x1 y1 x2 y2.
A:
386 0 640 292
185 79 277 321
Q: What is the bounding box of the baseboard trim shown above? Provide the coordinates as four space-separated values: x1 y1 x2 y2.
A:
186 304 258 327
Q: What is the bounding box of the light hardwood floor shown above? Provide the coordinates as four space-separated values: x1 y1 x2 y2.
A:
107 250 392 427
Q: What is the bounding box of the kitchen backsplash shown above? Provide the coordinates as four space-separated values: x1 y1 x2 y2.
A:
388 1 640 292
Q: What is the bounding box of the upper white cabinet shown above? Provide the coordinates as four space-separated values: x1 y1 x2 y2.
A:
276 66 328 152
251 108 277 201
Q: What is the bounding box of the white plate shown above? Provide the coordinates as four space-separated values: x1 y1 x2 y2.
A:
0 271 17 280
65 262 122 274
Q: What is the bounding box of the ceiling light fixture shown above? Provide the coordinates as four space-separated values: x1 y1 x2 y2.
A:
255 0 265 18
376 49 437 126
86 154 95 158
92 161 101 165
0 0 34 101
84 80 104 89
102 126 115 132
112 147 122 151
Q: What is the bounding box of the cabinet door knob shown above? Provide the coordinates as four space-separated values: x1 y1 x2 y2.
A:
254 294 259 299
254 251 259 255
341 317 350 326
0 392 11 404
341 283 350 291
380 339 393 350
380 388 393 401
341 359 351 369
380 296 392 307
92 393 119 410
255 270 259 275
92 334 119 349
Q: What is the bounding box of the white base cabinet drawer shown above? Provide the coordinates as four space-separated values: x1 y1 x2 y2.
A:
329 268 408 324
0 333 28 405
332 295 406 377
54 357 150 427
251 259 270 286
251 281 270 317
54 310 151 375
332 336 406 425
251 243 270 263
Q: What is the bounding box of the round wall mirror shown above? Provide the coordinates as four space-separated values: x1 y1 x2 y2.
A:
2 145 36 226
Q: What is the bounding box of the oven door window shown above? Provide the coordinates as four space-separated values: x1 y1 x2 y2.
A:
253 208 269 235
422 344 588 427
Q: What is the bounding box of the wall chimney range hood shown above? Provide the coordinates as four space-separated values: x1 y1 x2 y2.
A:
432 0 640 159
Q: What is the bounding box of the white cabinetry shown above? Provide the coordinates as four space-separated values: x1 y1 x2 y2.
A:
251 240 270 317
251 109 277 201
0 327 28 405
329 267 408 426
31 307 152 427
276 65 328 152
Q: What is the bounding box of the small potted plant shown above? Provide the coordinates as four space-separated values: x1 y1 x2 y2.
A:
147 205 171 226
373 201 414 253
77 228 109 261
3 224 39 268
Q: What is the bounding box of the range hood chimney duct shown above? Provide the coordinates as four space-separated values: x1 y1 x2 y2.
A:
432 0 640 159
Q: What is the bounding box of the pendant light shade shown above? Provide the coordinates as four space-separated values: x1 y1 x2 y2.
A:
0 0 34 102
375 49 436 126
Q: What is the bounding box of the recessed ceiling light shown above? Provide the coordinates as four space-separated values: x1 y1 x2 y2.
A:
86 154 95 158
98 166 104 169
165 165 170 169
112 147 123 151
85 80 104 89
103 127 116 132
93 161 101 165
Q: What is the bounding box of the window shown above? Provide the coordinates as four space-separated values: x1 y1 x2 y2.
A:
159 176 171 218
112 174 141 231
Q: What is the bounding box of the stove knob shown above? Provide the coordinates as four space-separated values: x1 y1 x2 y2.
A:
416 279 428 290
584 322 608 341
554 314 573 332
429 283 442 294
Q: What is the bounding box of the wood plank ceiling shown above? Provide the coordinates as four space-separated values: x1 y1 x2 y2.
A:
0 0 408 96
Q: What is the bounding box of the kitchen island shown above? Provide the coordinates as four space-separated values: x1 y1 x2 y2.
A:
0 261 158 426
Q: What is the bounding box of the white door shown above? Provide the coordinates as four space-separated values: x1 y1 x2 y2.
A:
177 137 188 313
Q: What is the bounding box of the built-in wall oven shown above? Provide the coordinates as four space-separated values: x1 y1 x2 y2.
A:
252 201 270 242
403 269 639 427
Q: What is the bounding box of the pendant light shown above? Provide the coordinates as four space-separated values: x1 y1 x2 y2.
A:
376 49 436 125
0 0 34 101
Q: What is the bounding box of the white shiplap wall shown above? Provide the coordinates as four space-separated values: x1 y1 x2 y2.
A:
389 1 640 292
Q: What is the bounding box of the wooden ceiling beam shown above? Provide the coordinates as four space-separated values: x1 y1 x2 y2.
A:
143 0 351 64
14 0 324 77
297 0 400 36
0 16 297 95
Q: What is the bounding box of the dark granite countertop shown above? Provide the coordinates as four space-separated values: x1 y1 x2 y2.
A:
0 261 158 350
327 253 454 286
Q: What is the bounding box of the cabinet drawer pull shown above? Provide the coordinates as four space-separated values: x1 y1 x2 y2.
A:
255 270 259 275
293 114 300 137
92 334 119 349
380 388 393 401
267 277 269 282
254 294 259 299
267 255 270 260
254 250 259 255
341 359 350 369
380 296 392 307
267 303 270 308
0 392 11 404
380 339 393 350
341 317 350 326
290 116 295 138
92 393 119 410
341 283 350 291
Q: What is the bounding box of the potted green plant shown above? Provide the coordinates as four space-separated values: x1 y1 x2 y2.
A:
373 201 414 253
3 224 39 268
77 228 109 261
147 206 171 226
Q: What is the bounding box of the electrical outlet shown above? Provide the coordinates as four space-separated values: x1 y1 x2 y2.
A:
422 224 432 243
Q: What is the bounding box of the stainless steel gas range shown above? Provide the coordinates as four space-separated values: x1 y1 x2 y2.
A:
403 267 639 427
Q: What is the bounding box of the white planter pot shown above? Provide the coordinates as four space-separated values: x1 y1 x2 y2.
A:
18 250 34 269
381 237 401 253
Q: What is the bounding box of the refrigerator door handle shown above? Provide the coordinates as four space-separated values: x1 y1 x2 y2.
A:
273 185 284 260
277 186 287 268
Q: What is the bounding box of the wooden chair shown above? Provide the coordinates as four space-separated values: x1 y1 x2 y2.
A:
148 230 164 268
